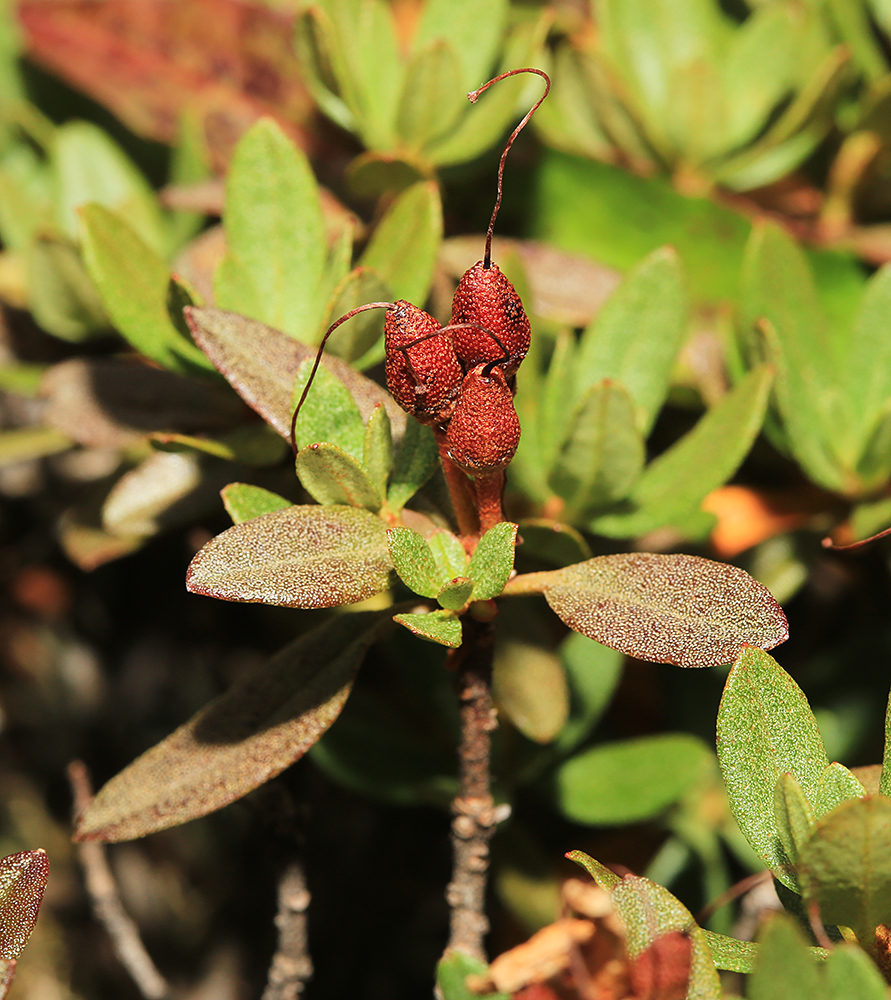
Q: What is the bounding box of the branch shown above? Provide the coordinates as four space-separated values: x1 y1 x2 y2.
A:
445 618 501 960
67 761 172 1000
262 861 313 1000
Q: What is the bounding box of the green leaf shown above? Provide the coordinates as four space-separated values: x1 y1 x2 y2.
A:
387 418 439 511
0 850 49 960
468 522 517 600
396 42 463 151
320 268 391 364
774 772 817 866
26 235 108 341
214 119 327 341
798 796 891 944
186 505 392 608
363 404 393 497
565 850 621 890
74 612 390 841
493 640 569 744
53 121 165 252
748 913 823 1000
295 442 382 510
881 686 891 798
610 874 722 999
553 633 624 755
701 930 757 974
516 552 788 668
428 529 469 581
387 526 441 598
436 949 507 1000
589 363 774 538
359 181 442 305
186 307 403 442
547 379 645 513
0 427 71 466
291 358 366 461
393 610 462 647
717 647 829 890
437 578 473 611
221 483 292 524
740 222 844 491
825 943 891 1000
574 247 686 433
815 763 866 819
80 204 213 374
413 0 507 93
553 734 714 824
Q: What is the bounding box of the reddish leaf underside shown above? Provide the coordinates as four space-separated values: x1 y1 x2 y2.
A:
543 552 788 667
184 307 405 440
0 849 49 960
74 612 391 841
186 504 393 608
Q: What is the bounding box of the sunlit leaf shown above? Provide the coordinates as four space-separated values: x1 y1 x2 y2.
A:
221 483 291 525
387 418 439 511
186 505 392 608
393 609 462 647
0 850 49 960
774 772 816 866
437 578 473 611
517 552 788 667
295 442 382 511
717 647 828 890
468 521 517 600
74 612 390 841
388 526 441 599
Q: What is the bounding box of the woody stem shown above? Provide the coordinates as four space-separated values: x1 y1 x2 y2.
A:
444 617 498 961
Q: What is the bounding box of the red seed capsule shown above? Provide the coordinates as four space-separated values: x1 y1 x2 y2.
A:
384 300 463 426
450 261 530 376
445 363 521 474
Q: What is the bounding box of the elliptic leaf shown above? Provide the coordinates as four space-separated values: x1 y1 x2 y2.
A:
388 526 441 598
214 118 327 341
493 641 569 744
815 762 866 819
393 610 462 647
798 796 891 944
185 307 403 441
748 913 822 1000
825 943 890 1000
221 483 292 524
0 850 49 959
387 417 438 511
701 931 757 974
74 613 390 841
26 235 109 341
534 552 788 667
295 442 382 511
290 358 366 461
881 685 891 798
413 0 507 94
575 247 686 433
319 267 391 365
774 772 816 866
80 204 212 373
428 529 469 581
548 379 645 514
363 404 393 497
553 734 714 824
396 42 463 150
436 949 508 1000
553 633 624 755
437 577 474 611
359 181 442 305
468 521 517 600
717 646 828 890
186 505 392 608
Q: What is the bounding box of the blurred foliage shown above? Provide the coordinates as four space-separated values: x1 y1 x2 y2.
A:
3 0 891 997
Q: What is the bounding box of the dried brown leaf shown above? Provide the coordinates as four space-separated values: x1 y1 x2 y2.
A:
186 504 393 607
543 553 788 668
74 612 390 841
185 307 406 440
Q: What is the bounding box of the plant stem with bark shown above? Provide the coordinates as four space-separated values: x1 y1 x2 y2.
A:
445 617 499 961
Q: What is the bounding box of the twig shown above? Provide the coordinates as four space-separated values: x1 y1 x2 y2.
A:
262 861 313 1000
67 761 172 1000
445 618 500 960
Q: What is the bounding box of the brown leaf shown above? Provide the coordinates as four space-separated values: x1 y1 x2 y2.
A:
440 237 622 327
185 307 406 441
542 553 788 668
40 358 242 448
18 0 325 167
74 612 390 841
0 849 49 960
628 932 692 1000
186 504 393 608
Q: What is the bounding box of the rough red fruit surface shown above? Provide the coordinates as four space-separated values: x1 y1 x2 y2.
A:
450 261 530 376
445 364 521 474
384 300 463 425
